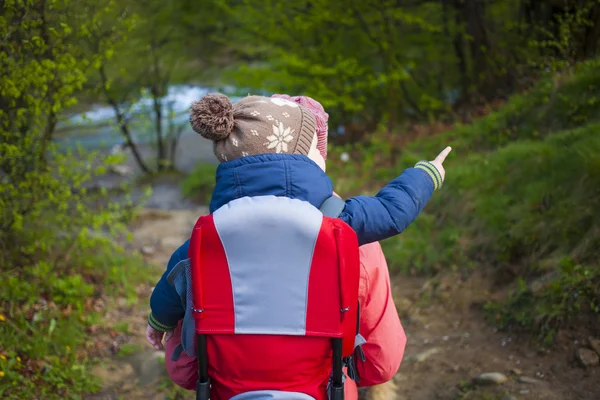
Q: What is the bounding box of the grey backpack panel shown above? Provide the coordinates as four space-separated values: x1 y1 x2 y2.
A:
230 390 316 400
318 196 346 219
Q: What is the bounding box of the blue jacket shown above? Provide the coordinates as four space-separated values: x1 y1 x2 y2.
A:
148 153 440 331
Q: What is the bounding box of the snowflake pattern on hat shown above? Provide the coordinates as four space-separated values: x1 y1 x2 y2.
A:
265 122 295 153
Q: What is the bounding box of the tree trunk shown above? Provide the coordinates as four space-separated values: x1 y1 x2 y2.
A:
39 111 56 164
452 3 470 99
99 65 152 175
441 0 451 95
150 87 166 171
387 83 397 134
147 34 170 172
462 0 491 98
166 100 184 170
583 2 600 59
169 126 185 169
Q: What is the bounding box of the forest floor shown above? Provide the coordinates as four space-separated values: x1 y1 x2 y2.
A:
83 182 600 400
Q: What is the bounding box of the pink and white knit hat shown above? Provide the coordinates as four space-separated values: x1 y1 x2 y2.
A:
271 94 329 160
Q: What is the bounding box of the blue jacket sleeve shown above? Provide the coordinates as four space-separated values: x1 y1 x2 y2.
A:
148 239 190 331
339 166 438 246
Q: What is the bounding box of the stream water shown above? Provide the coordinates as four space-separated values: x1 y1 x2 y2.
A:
54 85 212 152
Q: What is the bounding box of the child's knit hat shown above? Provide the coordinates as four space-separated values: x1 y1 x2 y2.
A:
271 94 329 160
190 93 317 162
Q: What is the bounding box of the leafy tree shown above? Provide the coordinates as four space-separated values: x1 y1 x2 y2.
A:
1 0 134 260
0 0 143 397
200 0 600 137
90 0 235 174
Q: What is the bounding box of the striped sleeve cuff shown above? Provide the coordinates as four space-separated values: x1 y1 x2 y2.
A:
148 312 177 332
414 161 443 190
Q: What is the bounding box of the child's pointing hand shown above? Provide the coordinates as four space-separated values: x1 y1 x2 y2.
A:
430 146 452 181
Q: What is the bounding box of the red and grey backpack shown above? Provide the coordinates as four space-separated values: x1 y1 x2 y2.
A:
168 194 363 400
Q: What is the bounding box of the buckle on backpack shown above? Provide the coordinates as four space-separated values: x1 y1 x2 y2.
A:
193 307 204 313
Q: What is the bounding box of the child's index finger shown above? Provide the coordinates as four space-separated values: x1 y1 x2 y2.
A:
434 146 452 163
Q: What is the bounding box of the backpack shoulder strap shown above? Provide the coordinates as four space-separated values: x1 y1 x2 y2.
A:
319 195 346 218
321 195 367 383
166 258 190 286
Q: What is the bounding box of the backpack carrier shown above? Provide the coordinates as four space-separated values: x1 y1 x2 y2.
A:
169 195 364 400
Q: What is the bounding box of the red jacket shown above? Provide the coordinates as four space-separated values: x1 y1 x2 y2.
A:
164 241 406 399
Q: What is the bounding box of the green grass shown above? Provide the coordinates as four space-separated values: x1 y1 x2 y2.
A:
113 322 131 334
454 381 511 400
0 246 155 399
0 311 100 398
328 59 600 343
429 123 600 268
117 343 144 358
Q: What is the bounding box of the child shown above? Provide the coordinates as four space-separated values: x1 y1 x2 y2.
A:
147 93 451 398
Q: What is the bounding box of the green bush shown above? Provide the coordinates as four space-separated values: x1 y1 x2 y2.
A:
181 162 218 204
485 258 600 346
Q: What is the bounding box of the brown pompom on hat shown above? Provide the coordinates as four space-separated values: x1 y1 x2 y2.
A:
190 93 317 162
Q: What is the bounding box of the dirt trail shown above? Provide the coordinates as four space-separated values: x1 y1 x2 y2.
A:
86 207 205 400
86 205 599 400
389 272 599 400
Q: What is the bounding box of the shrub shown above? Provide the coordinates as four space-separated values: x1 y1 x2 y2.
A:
485 258 600 346
0 1 151 397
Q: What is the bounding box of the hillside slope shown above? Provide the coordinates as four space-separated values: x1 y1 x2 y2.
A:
330 59 600 343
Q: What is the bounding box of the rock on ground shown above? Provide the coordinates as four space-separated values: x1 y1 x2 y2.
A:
588 337 600 357
474 372 508 385
575 348 599 368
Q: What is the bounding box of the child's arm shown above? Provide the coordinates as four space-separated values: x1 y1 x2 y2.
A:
339 147 451 246
147 239 190 337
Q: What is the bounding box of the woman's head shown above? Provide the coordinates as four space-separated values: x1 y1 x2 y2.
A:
189 93 329 170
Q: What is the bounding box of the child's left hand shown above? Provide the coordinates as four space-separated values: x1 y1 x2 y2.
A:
429 146 452 181
146 324 173 350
